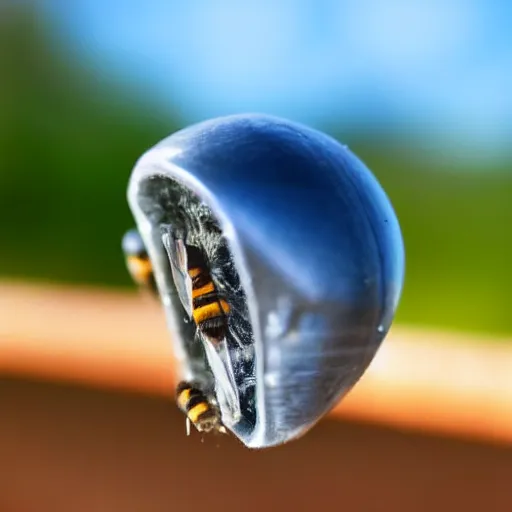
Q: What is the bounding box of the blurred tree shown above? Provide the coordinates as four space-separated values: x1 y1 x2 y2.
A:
347 137 512 337
0 5 181 286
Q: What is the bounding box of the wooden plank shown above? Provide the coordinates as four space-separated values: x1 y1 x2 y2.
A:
2 377 512 512
1 280 511 446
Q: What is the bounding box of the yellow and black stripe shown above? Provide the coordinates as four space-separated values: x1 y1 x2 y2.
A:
176 381 223 433
186 245 230 343
126 255 154 287
122 229 157 293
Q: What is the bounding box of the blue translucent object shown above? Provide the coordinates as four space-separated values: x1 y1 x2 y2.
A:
126 114 405 448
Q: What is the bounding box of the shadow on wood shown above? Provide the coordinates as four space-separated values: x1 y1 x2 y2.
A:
0 376 511 512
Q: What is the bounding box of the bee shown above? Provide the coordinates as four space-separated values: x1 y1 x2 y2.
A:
161 228 231 343
122 229 157 294
185 244 231 344
176 381 226 435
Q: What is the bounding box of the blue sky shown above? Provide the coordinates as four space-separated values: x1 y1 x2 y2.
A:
40 0 511 160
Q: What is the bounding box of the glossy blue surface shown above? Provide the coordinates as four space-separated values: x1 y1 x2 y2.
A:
127 114 404 448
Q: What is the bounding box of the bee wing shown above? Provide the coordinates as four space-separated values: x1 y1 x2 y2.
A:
162 227 193 318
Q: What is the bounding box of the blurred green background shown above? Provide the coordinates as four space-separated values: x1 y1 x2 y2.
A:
1 3 510 337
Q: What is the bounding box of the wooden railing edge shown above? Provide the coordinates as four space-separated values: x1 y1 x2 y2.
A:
1 280 511 446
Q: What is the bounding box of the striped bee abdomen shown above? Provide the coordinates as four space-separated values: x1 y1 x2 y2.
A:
186 245 230 343
122 229 157 293
176 381 223 433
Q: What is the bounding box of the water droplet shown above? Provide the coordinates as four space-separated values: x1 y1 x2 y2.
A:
264 372 279 388
265 296 293 339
